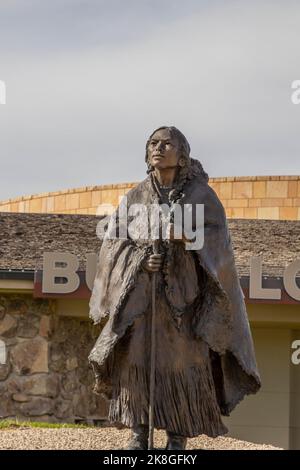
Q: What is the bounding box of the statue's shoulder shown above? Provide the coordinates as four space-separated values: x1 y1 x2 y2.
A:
123 177 151 204
186 158 218 202
187 175 226 221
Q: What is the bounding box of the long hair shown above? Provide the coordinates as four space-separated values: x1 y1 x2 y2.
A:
145 126 208 202
145 126 190 174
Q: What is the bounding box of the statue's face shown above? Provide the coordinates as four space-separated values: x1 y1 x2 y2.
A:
147 128 180 170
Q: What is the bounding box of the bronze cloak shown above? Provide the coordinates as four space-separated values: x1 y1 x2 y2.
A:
89 162 261 419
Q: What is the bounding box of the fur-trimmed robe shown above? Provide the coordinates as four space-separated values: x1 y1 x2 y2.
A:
89 160 261 435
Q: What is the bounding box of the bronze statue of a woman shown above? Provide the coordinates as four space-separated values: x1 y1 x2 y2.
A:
88 126 261 450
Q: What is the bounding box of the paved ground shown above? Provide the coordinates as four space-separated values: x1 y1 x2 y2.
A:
0 426 282 450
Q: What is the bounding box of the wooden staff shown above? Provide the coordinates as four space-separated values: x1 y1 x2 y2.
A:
148 238 159 450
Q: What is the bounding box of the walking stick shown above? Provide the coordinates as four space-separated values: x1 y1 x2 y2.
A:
148 238 159 450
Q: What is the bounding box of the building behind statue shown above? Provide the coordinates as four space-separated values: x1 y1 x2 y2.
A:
0 175 299 449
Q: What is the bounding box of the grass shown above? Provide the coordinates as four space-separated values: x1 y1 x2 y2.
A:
0 419 89 430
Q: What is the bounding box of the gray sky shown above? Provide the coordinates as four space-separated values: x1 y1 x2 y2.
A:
0 0 299 201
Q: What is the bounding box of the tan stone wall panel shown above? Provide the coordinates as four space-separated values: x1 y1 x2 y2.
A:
101 189 120 206
46 197 54 213
10 202 19 212
66 193 80 210
266 181 288 198
257 207 280 219
231 208 244 218
24 200 30 212
0 204 10 212
54 195 66 212
76 208 90 214
227 199 248 208
91 191 102 207
18 201 25 212
288 181 298 198
88 207 97 215
261 198 284 207
244 207 258 218
249 199 261 207
79 192 92 209
253 181 266 198
279 207 298 220
219 182 232 199
41 198 48 213
29 198 43 213
232 182 253 199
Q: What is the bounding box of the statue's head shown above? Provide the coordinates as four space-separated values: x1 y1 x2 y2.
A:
145 126 191 174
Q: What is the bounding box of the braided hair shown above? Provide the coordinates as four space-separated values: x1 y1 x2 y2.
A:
145 127 209 326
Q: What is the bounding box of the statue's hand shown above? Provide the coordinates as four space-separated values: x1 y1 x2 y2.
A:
143 254 163 273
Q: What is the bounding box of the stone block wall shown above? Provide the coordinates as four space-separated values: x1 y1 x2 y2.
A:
0 176 299 220
0 294 108 423
0 183 136 216
209 176 300 220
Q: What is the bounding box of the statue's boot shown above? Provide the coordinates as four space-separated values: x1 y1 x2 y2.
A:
127 424 149 450
165 430 187 450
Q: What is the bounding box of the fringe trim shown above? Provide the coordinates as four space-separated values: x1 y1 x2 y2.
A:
108 364 228 438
